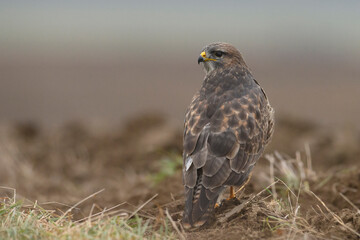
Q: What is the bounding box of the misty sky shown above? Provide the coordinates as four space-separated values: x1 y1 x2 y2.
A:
1 1 360 57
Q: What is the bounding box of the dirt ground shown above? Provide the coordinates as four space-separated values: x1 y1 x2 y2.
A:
0 114 359 239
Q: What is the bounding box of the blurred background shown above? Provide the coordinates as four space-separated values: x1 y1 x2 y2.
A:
1 0 360 128
0 1 360 228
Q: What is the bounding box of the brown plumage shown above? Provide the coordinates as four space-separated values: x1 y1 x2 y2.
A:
182 42 274 229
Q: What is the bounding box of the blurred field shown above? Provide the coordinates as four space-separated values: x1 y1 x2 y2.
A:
0 115 359 239
1 51 360 128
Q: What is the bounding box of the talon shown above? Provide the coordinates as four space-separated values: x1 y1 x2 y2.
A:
214 203 220 208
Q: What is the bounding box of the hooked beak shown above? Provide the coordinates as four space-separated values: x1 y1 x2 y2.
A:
197 55 204 64
197 51 216 64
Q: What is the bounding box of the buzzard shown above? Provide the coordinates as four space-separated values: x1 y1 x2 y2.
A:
182 42 274 229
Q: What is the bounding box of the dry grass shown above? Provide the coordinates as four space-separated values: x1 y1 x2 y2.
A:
3 148 358 240
260 150 360 240
0 193 178 240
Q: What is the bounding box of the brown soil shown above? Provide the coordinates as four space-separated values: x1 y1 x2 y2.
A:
0 114 359 239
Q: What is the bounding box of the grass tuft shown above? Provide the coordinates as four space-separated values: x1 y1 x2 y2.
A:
0 198 177 240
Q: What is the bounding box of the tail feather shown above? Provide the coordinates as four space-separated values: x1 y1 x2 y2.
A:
182 170 221 229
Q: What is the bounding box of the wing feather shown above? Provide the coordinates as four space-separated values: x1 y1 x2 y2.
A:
202 155 226 177
202 160 232 188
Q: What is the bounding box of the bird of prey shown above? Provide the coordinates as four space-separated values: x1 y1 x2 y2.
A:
182 42 274 229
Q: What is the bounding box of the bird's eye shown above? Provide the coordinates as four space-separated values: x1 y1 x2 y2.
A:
214 51 223 58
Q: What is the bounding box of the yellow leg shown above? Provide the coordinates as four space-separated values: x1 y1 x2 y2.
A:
221 173 254 205
228 186 235 200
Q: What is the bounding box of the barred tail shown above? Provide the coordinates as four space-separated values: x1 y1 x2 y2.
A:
182 170 221 229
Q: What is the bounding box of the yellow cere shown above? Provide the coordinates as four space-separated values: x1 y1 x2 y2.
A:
200 51 216 62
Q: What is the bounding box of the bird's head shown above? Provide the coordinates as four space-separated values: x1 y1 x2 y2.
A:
198 42 248 74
